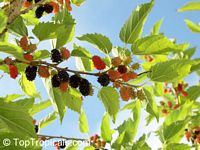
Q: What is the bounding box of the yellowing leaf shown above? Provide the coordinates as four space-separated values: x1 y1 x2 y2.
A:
19 73 40 98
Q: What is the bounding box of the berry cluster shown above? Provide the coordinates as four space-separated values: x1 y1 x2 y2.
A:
90 134 106 149
92 55 141 101
28 0 72 18
51 72 93 96
119 87 145 101
54 141 66 150
51 70 69 92
108 57 138 82
160 82 188 116
35 2 58 18
160 100 180 116
185 127 200 144
95 56 138 86
19 36 37 62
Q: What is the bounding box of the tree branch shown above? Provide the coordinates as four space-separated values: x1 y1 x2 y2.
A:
0 0 47 37
37 134 89 141
0 59 150 88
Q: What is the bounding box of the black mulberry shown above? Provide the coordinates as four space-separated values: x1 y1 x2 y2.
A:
79 79 91 96
25 66 37 81
58 70 69 82
52 74 61 87
69 75 81 88
51 49 62 63
35 6 45 18
97 74 110 86
44 4 53 13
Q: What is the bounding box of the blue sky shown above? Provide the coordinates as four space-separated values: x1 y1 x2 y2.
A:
1 0 200 149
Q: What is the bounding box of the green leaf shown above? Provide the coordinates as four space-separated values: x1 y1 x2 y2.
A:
153 82 164 96
84 146 95 150
116 107 141 146
145 114 155 126
33 50 50 60
164 101 193 126
3 94 23 102
131 34 189 55
9 16 28 36
191 58 200 72
0 101 41 149
186 86 200 101
112 47 131 58
148 59 193 82
131 134 151 150
77 33 112 54
14 98 35 111
43 78 66 123
113 101 142 148
129 73 147 85
65 88 83 113
32 22 59 41
75 57 94 71
158 118 190 143
71 0 85 6
73 44 93 71
22 10 39 25
53 9 75 48
19 73 41 98
119 0 154 43
39 111 57 128
150 18 164 35
184 19 200 33
178 2 200 12
29 99 51 115
120 101 141 144
101 113 114 142
121 101 136 111
0 42 24 59
131 100 141 140
79 110 89 133
0 101 37 140
164 143 190 150
183 47 196 59
112 132 126 150
143 87 159 121
71 44 92 59
33 19 75 47
0 10 7 33
98 86 120 122
56 24 75 48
